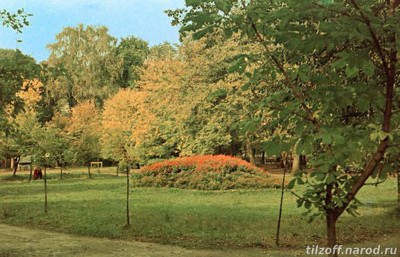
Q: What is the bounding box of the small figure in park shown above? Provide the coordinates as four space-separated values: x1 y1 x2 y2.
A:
13 156 20 176
33 167 43 180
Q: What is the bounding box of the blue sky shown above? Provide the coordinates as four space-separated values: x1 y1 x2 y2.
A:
0 0 185 62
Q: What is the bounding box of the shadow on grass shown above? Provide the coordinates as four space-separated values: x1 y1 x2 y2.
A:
0 175 27 182
361 200 399 208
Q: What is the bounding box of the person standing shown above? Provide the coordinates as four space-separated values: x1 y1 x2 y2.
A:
13 156 20 176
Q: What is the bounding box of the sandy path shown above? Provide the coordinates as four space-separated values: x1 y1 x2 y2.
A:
0 224 270 257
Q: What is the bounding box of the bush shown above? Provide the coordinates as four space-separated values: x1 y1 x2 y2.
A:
133 155 279 190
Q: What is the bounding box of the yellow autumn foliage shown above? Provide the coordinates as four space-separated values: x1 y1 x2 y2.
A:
17 79 43 108
101 89 153 161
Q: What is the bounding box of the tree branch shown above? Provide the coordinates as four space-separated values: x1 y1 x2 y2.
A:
290 190 313 205
268 105 311 123
243 6 321 131
333 0 398 218
348 0 390 80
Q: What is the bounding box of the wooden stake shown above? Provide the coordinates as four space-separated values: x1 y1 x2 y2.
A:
275 168 287 246
44 167 48 213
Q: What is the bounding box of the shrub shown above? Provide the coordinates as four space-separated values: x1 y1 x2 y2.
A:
133 155 279 190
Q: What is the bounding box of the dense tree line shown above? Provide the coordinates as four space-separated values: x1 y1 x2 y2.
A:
1 24 269 168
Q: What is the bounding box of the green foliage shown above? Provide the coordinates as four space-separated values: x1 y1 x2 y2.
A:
148 42 177 60
171 36 269 158
0 8 31 33
31 126 74 167
70 133 100 165
46 24 123 107
116 36 149 88
0 49 40 134
168 0 400 229
12 113 73 167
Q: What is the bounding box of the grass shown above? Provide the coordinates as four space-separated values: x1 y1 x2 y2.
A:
0 167 399 250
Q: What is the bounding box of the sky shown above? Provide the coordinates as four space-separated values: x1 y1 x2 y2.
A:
0 0 185 62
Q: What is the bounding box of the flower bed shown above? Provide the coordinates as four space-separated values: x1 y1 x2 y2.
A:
133 155 279 190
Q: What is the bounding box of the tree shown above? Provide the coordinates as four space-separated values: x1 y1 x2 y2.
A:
0 7 33 161
135 57 185 161
168 0 400 255
177 35 269 160
12 112 71 177
9 76 73 180
148 42 177 61
46 24 122 108
66 101 101 165
31 125 73 172
0 49 40 122
100 89 149 163
0 49 40 156
135 35 270 162
176 37 238 156
27 124 72 210
116 36 149 88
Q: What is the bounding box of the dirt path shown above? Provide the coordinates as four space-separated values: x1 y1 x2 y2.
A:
1 223 399 257
0 224 272 257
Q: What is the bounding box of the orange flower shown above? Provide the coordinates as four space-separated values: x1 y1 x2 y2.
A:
142 155 266 174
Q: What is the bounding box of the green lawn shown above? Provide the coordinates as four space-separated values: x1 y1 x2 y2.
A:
0 168 399 250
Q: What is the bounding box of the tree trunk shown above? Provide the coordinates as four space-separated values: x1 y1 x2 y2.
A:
280 152 289 171
292 154 300 172
326 211 338 257
88 165 91 179
29 163 33 182
13 163 18 176
397 168 400 213
60 166 63 180
245 136 256 165
300 155 307 170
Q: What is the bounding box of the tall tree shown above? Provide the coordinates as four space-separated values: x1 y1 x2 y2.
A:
0 7 33 160
116 36 149 88
168 0 400 255
135 57 185 161
0 49 40 135
10 78 73 170
177 35 269 160
46 24 122 108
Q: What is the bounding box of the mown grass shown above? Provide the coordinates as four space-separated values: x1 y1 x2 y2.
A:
0 168 399 250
